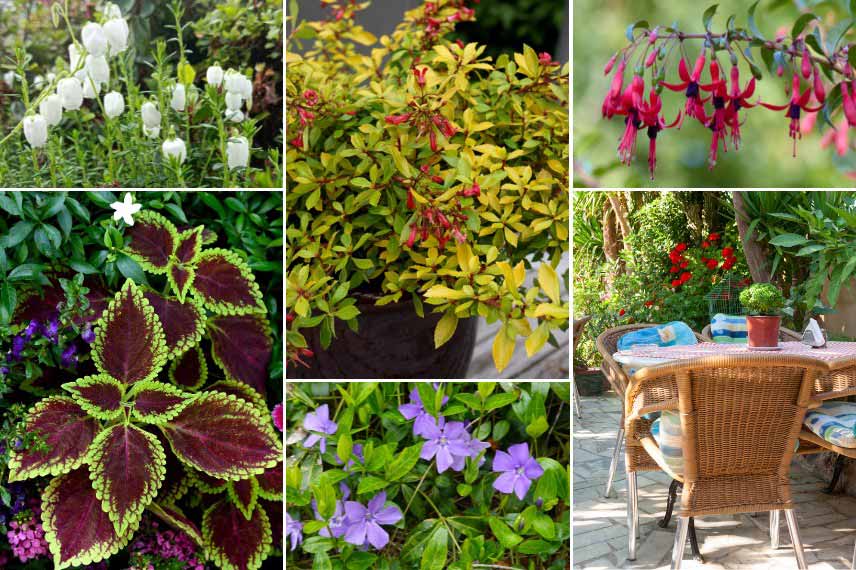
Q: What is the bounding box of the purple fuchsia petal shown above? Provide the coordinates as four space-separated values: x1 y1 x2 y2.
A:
493 471 517 494
492 450 515 472
343 521 367 546
398 403 422 420
367 492 387 514
524 458 545 480
374 506 403 526
366 522 390 549
436 447 453 473
513 475 532 500
508 442 531 465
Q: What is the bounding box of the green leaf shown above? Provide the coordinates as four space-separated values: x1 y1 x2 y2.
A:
0 282 15 325
177 61 196 86
748 0 764 39
484 392 518 411
791 13 818 40
2 221 33 248
493 420 510 440
526 416 549 438
356 476 388 495
312 482 337 519
386 442 424 482
7 264 42 282
456 483 471 497
351 177 372 188
313 551 333 570
768 233 809 247
477 382 495 400
417 383 437 416
625 20 648 42
0 193 21 216
41 193 66 218
702 4 718 31
350 382 377 406
517 539 559 554
420 525 448 570
795 244 825 256
489 516 522 548
531 512 556 540
454 392 482 411
32 227 54 256
337 433 353 465
115 254 148 285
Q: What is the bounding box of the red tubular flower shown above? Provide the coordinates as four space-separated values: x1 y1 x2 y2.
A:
432 175 444 184
303 89 319 106
638 91 681 179
447 12 460 22
722 246 734 257
841 81 856 127
385 113 412 125
619 309 626 316
429 130 438 152
645 50 657 68
604 53 618 75
455 39 465 49
670 266 679 273
452 228 466 243
615 76 645 165
820 118 850 156
425 1 436 15
460 7 474 19
813 67 826 103
413 67 428 87
300 348 314 358
724 66 756 150
602 60 627 118
432 115 456 138
538 52 559 66
462 183 480 197
802 47 812 80
437 212 451 229
289 132 303 148
407 189 415 209
298 107 315 127
406 225 418 248
661 53 709 125
759 74 823 157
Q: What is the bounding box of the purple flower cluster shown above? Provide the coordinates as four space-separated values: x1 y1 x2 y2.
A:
5 318 93 369
7 500 48 563
130 522 204 570
302 404 338 453
311 487 403 550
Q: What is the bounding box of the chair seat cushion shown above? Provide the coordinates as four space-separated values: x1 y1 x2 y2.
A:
710 314 748 344
803 402 856 449
651 412 684 476
616 321 698 352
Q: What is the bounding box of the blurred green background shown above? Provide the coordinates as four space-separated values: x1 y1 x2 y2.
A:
573 0 856 187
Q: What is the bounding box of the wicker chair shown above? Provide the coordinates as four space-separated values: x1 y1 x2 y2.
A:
596 324 707 499
626 354 831 569
699 323 802 343
572 316 592 419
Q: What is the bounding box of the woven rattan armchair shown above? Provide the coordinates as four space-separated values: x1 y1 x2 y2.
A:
699 323 802 343
596 324 706 499
572 316 592 419
626 354 831 569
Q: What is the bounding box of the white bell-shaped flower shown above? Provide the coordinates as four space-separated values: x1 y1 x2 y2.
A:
82 77 101 99
85 54 110 84
57 77 83 110
104 3 122 19
33 75 45 90
103 18 129 55
227 136 249 170
143 124 160 139
23 114 48 148
141 101 161 129
162 136 187 164
223 69 244 94
224 109 244 122
225 91 243 112
206 65 223 87
3 70 15 88
39 94 63 127
170 84 186 112
104 91 125 118
68 44 82 71
81 23 108 57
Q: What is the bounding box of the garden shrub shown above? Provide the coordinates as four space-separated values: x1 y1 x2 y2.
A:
285 382 570 570
285 0 570 373
0 191 284 570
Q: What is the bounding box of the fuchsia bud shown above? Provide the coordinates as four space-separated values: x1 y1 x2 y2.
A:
648 29 658 44
802 46 812 79
455 39 465 49
462 183 480 197
842 82 856 127
604 53 617 75
406 225 418 247
452 228 466 243
432 175 444 184
406 189 415 209
385 113 412 125
429 130 438 151
437 212 451 229
645 50 657 68
813 66 826 103
777 64 785 77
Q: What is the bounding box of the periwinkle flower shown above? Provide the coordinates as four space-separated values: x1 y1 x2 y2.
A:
302 404 337 453
0 367 8 376
419 417 471 473
492 442 544 500
39 95 63 127
343 492 402 550
22 320 39 341
81 325 95 344
285 513 303 552
10 336 26 361
342 443 364 472
312 484 351 539
399 388 448 437
43 318 59 344
60 345 77 368
23 115 47 149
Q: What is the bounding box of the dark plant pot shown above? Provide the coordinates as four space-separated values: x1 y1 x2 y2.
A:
287 294 476 379
746 315 781 348
574 368 607 396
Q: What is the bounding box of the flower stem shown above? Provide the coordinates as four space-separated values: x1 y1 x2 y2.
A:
417 487 462 554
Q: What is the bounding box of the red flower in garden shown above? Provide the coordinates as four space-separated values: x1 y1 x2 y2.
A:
675 243 687 252
702 61 730 167
638 90 681 179
680 260 689 268
840 80 856 127
724 66 757 149
290 133 304 149
602 59 627 118
708 233 720 241
461 183 480 197
615 76 646 165
680 271 692 283
619 308 626 316
722 246 734 257
702 241 710 248
644 300 654 307
661 53 709 126
385 113 412 125
706 259 718 270
813 67 826 104
759 74 823 157
671 279 681 287
303 89 319 106
407 189 415 209
538 52 560 66
413 67 428 87
670 266 680 273
298 107 315 127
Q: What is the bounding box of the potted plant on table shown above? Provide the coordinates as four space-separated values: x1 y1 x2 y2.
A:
739 283 786 348
285 1 569 378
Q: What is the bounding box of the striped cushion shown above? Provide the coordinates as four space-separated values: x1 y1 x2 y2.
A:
651 412 684 475
804 402 856 448
710 314 748 344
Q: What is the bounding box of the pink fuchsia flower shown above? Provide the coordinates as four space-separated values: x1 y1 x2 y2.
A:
759 73 823 157
398 388 448 437
272 403 283 431
492 442 544 500
661 53 709 126
343 491 403 550
303 404 338 453
419 417 472 473
286 512 303 552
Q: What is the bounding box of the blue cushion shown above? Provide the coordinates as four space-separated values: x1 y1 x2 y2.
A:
804 402 856 449
710 314 748 344
651 413 684 475
617 322 698 351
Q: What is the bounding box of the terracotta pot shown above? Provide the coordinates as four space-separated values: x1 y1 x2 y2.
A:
746 315 781 348
287 293 476 379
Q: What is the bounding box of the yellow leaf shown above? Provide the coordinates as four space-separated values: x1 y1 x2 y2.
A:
492 325 515 373
525 322 551 357
538 263 560 304
433 44 455 64
424 285 468 300
513 261 526 286
497 261 518 297
504 227 518 247
534 304 569 319
457 242 473 273
434 311 459 348
348 28 377 45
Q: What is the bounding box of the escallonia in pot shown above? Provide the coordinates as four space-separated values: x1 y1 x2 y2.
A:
285 1 570 377
739 283 786 348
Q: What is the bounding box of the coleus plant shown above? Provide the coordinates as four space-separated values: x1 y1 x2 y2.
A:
285 0 570 373
7 222 282 569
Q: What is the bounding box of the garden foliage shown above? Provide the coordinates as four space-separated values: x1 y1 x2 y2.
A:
285 0 570 373
286 382 570 570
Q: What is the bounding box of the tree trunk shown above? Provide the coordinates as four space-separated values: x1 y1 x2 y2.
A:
732 191 771 283
602 204 619 263
607 193 632 242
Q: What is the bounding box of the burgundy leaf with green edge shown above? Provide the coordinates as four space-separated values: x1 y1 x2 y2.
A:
168 264 195 302
142 291 204 358
94 280 167 385
8 397 100 482
263 500 282 551
205 380 265 410
155 446 192 505
192 470 228 494
124 211 177 274
160 392 281 480
130 381 192 424
88 424 166 536
62 375 124 420
203 498 271 570
42 467 132 569
227 478 259 520
256 461 283 501
169 344 207 391
146 502 203 548
191 249 266 315
14 276 108 326
207 314 271 397
175 227 203 264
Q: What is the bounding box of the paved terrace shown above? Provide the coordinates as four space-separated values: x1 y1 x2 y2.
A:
574 394 856 569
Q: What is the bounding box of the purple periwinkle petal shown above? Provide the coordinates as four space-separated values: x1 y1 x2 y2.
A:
61 344 78 368
342 492 402 551
43 318 59 344
492 443 543 501
303 404 338 453
286 513 303 552
366 522 389 549
419 417 473 473
81 325 95 344
23 320 39 340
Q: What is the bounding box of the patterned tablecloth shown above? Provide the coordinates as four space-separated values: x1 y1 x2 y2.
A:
615 341 856 363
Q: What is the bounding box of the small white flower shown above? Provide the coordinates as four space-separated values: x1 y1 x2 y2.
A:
239 76 253 100
85 54 110 84
57 77 83 110
104 91 125 118
23 114 48 148
103 18 129 55
104 3 123 21
170 84 186 112
143 124 160 139
223 69 244 94
3 70 15 88
206 65 223 87
162 137 187 164
45 72 56 84
33 75 45 90
82 77 101 99
141 101 161 129
110 192 142 226
68 44 83 71
224 109 244 123
227 136 249 170
39 94 63 127
81 23 108 57
225 91 242 112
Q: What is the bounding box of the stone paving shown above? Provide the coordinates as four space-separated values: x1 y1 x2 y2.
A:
573 394 856 569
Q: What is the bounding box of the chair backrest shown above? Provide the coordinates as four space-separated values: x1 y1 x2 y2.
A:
572 316 592 353
633 354 829 517
597 323 707 358
700 323 802 343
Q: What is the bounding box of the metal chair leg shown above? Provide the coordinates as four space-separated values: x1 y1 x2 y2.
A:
851 536 856 570
825 455 846 494
671 516 690 570
627 471 638 560
604 427 624 498
784 509 807 570
659 479 680 528
573 380 582 419
688 518 704 563
770 510 780 550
